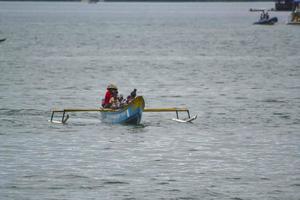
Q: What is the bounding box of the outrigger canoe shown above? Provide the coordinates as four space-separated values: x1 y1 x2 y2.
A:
50 96 196 125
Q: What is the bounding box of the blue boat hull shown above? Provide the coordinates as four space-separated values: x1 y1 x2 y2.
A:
100 96 145 125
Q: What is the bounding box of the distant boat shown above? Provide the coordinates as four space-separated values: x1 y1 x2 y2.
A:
287 0 300 24
275 0 294 11
0 38 6 43
254 17 278 25
251 10 278 25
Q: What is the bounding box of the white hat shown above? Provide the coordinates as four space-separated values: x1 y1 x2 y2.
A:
107 84 118 90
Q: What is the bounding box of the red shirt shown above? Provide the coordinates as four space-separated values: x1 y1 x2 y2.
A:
104 90 112 105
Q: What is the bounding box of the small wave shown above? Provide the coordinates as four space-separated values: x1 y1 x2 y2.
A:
157 182 169 185
60 96 75 100
231 198 244 200
122 198 136 200
273 112 291 119
177 197 198 200
103 180 129 185
273 112 286 115
290 183 300 187
79 185 104 190
188 148 199 152
260 99 287 103
0 108 44 116
225 177 241 180
160 95 182 98
62 86 77 90
215 81 225 84
286 86 300 90
47 186 65 190
168 189 181 192
251 87 262 90
280 115 290 119
60 174 89 179
83 86 91 90
22 175 39 179
260 177 270 180
2 185 18 189
3 185 35 190
111 173 126 177
235 96 248 100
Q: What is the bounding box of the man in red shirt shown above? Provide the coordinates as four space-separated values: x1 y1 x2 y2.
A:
102 84 117 108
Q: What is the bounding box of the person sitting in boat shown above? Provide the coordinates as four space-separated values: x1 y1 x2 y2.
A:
102 84 118 108
131 89 137 98
265 12 269 20
118 94 127 107
260 11 265 20
126 89 137 104
110 89 120 109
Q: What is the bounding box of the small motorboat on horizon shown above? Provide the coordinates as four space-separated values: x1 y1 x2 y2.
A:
250 9 278 25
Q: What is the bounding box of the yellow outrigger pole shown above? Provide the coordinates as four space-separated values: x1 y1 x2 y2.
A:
50 107 196 124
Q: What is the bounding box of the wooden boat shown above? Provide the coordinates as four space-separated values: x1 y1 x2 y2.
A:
100 96 145 125
50 96 196 125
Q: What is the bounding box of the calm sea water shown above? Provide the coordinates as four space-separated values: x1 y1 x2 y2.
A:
0 1 299 200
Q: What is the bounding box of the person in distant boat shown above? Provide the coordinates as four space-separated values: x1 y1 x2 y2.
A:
265 12 269 20
260 11 264 20
102 84 118 108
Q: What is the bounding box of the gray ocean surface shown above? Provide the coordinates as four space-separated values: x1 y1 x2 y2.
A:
0 1 300 200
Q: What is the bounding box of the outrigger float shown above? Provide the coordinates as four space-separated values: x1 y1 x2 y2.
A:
50 96 197 125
